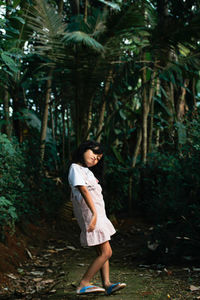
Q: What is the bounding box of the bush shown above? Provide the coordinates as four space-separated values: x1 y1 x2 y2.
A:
0 197 17 230
104 154 130 214
135 117 200 262
0 134 29 234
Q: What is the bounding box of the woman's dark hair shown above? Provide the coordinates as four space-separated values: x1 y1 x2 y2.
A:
72 140 104 183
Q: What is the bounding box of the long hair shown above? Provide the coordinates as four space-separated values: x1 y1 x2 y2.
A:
72 140 104 183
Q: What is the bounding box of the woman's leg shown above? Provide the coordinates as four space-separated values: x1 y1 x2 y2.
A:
96 244 112 288
78 241 112 289
96 243 127 294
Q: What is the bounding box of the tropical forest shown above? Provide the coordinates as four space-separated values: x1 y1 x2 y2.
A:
1 0 200 299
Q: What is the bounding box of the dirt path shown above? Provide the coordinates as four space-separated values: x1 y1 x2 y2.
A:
47 233 200 300
1 219 200 299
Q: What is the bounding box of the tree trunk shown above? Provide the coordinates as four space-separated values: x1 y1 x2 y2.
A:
12 91 24 143
84 0 88 23
192 78 197 110
4 1 11 138
3 89 11 138
132 127 142 168
96 69 113 143
86 97 93 140
66 106 71 160
50 104 55 141
40 69 53 162
141 66 149 163
157 0 175 134
96 101 106 143
148 72 156 153
62 104 66 170
128 127 142 214
176 79 189 120
70 0 80 15
148 96 154 153
58 0 64 13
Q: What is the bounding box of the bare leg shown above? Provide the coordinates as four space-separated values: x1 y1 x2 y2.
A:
96 244 112 288
78 241 112 289
96 243 127 294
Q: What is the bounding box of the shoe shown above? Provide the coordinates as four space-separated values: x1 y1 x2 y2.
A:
76 285 105 295
106 282 126 295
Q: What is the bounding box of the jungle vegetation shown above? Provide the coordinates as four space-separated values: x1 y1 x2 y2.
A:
1 0 200 262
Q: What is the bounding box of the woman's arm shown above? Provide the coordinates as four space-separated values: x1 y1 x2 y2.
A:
77 185 97 232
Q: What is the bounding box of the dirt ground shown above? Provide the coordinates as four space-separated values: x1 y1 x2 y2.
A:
0 216 200 300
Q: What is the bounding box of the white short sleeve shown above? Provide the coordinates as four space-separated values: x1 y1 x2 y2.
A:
68 164 86 187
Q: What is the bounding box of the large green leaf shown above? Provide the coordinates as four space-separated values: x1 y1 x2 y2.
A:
10 16 25 24
1 52 19 73
63 31 104 53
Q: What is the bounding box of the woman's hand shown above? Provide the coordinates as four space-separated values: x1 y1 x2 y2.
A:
77 186 97 232
88 214 97 232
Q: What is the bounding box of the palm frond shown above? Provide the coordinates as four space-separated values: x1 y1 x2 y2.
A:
26 0 66 61
89 8 107 39
63 31 104 53
97 0 120 11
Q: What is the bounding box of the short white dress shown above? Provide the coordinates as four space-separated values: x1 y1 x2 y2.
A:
68 163 116 247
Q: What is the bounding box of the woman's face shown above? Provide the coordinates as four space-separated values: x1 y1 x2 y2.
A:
83 149 103 167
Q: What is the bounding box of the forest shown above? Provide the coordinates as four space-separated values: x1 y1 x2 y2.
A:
1 0 200 298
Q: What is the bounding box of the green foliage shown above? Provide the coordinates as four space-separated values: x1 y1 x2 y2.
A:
104 153 129 213
23 135 66 219
135 116 200 260
0 134 27 231
0 197 17 229
0 133 65 237
63 31 104 53
0 52 19 73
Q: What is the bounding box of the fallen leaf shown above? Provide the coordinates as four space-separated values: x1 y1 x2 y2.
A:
164 268 172 276
17 268 25 275
183 268 191 272
30 271 44 276
47 269 53 273
139 264 151 268
6 273 17 280
71 282 77 287
25 248 33 259
55 248 67 252
190 285 200 291
193 268 200 272
67 245 76 251
46 249 58 253
42 279 54 284
33 278 43 282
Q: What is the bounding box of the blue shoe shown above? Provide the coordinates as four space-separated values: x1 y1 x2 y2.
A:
76 285 105 295
106 282 126 295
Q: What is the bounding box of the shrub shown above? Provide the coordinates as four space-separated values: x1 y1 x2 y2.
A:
135 116 200 262
0 134 28 234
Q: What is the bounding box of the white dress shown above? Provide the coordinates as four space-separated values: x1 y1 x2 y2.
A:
68 163 116 247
